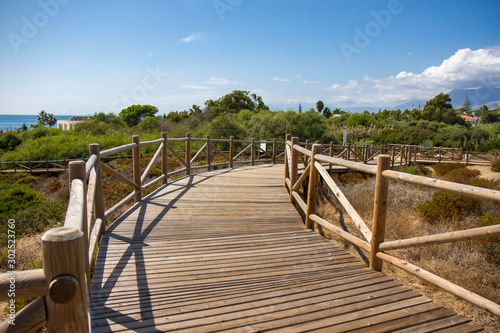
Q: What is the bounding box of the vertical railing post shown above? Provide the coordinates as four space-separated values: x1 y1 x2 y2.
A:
284 134 291 188
466 150 470 166
185 133 191 175
207 135 212 171
161 132 168 185
42 227 90 332
272 138 277 164
89 143 106 224
132 135 142 203
68 161 89 288
370 155 391 272
289 137 299 202
230 136 235 168
329 141 334 171
347 144 351 161
305 144 321 229
251 138 256 166
391 146 395 168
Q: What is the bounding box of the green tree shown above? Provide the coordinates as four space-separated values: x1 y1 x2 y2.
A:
316 100 324 114
420 93 461 124
47 113 57 127
0 132 22 151
323 107 332 118
204 90 268 118
119 105 158 126
460 96 472 116
37 110 48 126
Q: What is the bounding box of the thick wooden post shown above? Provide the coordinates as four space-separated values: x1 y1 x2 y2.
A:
185 133 191 175
370 155 391 271
329 141 334 171
132 135 142 203
42 227 89 332
305 144 321 229
68 161 89 289
439 147 442 163
391 146 395 168
251 138 256 166
466 150 470 166
230 136 235 168
161 132 168 185
89 144 105 222
272 138 277 164
207 135 212 171
347 144 351 161
289 137 299 202
284 134 291 187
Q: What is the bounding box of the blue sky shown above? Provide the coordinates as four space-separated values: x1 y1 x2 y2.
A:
1 0 500 115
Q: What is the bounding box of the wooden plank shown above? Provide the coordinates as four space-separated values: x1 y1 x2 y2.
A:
89 164 483 333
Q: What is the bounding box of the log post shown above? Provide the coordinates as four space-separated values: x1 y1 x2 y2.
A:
370 155 391 271
185 133 191 175
132 135 142 203
347 144 351 161
391 146 395 168
272 138 277 164
289 137 299 202
207 135 212 171
284 134 291 187
439 147 442 163
466 150 470 166
42 227 89 332
251 138 256 166
161 132 168 185
230 136 235 168
89 144 105 222
329 141 334 171
305 144 321 229
68 161 90 290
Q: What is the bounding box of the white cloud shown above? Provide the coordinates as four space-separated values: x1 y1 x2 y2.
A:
303 80 321 84
204 77 242 85
180 84 212 90
181 32 204 43
273 77 290 82
324 46 500 107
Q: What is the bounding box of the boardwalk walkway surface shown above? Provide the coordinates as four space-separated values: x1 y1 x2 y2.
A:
90 164 482 332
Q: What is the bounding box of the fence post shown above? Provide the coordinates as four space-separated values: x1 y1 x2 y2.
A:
466 150 470 166
132 135 142 203
230 136 235 168
284 134 291 188
161 132 168 185
251 138 256 166
329 141 334 171
68 161 90 291
272 138 277 164
370 155 391 272
347 144 351 161
438 147 442 163
89 144 105 223
207 135 212 171
185 133 191 175
42 227 90 332
305 144 321 229
289 137 299 202
46 160 49 174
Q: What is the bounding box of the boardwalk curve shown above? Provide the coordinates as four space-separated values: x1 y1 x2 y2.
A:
90 165 482 332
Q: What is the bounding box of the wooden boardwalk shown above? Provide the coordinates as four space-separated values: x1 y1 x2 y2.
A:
90 164 482 332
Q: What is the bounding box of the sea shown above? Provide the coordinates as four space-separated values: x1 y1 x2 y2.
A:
0 114 80 131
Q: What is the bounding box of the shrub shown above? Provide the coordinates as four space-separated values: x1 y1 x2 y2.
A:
475 214 500 244
492 160 500 172
416 190 480 221
444 168 480 184
338 172 368 184
432 162 466 177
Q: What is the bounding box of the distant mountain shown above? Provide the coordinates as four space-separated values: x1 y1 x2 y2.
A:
447 87 500 109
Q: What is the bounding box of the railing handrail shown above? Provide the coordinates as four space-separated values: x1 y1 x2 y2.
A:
283 135 500 319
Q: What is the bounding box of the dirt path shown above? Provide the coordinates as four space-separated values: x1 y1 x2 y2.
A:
468 165 500 181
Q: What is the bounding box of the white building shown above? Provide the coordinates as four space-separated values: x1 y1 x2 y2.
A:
57 118 84 130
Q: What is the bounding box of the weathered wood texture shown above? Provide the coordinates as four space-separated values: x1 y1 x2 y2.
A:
90 165 482 332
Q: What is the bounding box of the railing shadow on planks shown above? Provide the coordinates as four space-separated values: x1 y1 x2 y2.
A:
0 133 284 332
1 132 499 332
283 134 500 321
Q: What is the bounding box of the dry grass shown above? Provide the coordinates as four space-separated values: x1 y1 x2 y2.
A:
316 172 500 331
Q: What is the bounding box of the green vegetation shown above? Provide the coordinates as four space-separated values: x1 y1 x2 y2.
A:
1 91 500 162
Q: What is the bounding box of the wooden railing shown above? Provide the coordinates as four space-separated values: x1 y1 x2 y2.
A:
1 141 497 175
284 134 500 318
0 133 285 332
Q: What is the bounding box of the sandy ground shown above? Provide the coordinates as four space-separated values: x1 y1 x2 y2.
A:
468 165 500 181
